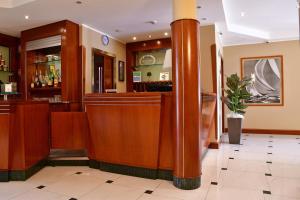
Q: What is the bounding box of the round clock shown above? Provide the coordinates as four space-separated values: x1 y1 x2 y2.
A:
102 35 109 46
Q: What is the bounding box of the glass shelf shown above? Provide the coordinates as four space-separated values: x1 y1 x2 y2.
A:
0 71 13 74
29 59 61 66
29 87 61 92
134 64 163 68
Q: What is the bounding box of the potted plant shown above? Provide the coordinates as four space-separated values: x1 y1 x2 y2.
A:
223 73 251 144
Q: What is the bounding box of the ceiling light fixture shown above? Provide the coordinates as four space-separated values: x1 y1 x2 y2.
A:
146 20 158 25
148 35 152 38
133 36 137 41
241 12 245 17
164 32 168 36
25 15 29 20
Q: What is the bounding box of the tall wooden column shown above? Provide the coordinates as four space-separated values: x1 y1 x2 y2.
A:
171 0 202 190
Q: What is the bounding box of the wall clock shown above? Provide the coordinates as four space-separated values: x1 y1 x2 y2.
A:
102 35 109 46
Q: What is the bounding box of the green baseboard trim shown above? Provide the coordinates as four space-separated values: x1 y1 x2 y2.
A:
158 169 173 181
89 159 100 169
100 161 158 179
173 176 201 190
47 159 89 167
0 171 9 182
89 160 173 181
10 159 47 181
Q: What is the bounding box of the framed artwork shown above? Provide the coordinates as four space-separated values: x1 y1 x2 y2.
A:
241 55 283 106
118 61 125 82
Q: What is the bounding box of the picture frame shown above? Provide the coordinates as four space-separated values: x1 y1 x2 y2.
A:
118 61 125 82
241 55 284 106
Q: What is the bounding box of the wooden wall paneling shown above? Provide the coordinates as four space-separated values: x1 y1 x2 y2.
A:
158 93 173 170
84 93 162 169
51 112 88 150
72 112 88 149
210 44 218 141
23 103 50 169
9 105 26 170
0 114 10 171
126 38 172 92
201 94 217 152
9 102 49 171
51 112 73 149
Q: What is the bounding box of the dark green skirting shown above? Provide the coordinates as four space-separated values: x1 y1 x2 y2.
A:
0 171 9 182
89 160 173 181
47 159 89 167
173 176 201 190
10 159 47 181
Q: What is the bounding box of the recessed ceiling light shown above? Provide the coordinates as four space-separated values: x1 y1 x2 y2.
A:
241 12 245 17
164 32 168 36
76 1 82 4
146 20 158 25
25 15 29 20
133 36 137 41
148 35 152 38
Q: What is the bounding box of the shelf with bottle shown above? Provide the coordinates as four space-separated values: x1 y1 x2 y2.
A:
29 64 62 91
29 59 61 66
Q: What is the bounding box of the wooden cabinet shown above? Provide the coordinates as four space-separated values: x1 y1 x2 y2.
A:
20 20 81 110
51 112 88 150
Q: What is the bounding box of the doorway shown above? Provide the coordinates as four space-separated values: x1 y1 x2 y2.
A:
92 48 115 93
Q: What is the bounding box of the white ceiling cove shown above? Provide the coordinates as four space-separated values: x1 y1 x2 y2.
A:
0 0 298 45
0 0 36 8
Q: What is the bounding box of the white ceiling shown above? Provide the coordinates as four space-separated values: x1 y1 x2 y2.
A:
0 0 298 45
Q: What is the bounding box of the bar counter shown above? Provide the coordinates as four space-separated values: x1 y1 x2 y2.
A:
84 92 216 180
0 100 49 181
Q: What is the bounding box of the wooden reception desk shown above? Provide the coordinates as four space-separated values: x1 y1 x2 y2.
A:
0 100 49 181
84 92 216 180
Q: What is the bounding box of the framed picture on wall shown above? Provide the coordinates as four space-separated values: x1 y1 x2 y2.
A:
118 61 125 82
241 55 284 106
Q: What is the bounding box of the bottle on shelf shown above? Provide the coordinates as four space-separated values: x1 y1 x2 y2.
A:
39 69 46 87
30 75 35 88
34 69 41 88
44 70 49 87
48 65 55 87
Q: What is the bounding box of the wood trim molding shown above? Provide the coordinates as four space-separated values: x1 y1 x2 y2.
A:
224 128 300 135
208 142 220 149
211 44 218 140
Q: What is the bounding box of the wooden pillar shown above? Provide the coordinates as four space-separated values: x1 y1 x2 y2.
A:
171 0 202 190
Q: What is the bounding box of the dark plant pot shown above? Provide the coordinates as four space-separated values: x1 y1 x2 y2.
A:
227 117 243 144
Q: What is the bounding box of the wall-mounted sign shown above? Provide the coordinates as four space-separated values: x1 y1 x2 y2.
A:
133 71 142 82
139 54 156 66
160 72 170 81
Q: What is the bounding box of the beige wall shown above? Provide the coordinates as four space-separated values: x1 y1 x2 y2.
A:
223 40 300 130
200 25 215 93
80 25 126 93
199 25 217 143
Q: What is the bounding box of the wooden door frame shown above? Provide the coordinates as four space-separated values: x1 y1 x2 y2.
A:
91 48 116 92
